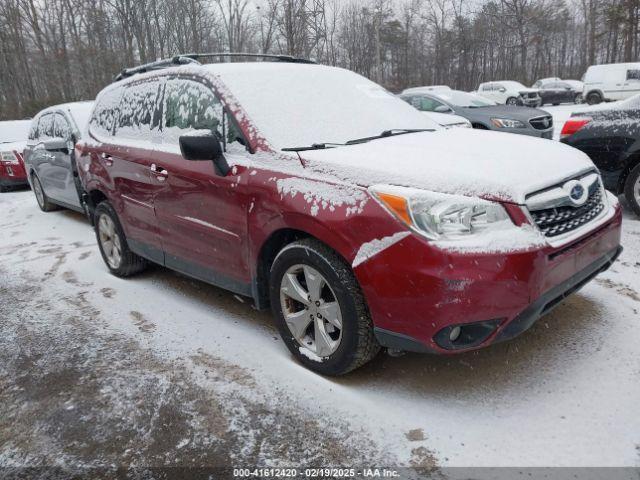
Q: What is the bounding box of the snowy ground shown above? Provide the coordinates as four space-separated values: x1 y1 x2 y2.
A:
1 186 639 470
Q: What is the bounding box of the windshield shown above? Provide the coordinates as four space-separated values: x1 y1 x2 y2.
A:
434 91 496 107
209 64 440 150
0 120 31 143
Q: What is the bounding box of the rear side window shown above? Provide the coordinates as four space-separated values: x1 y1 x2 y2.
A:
115 80 163 140
162 79 224 145
627 69 640 81
89 85 125 138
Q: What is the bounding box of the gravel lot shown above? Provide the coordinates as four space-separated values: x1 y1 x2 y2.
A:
1 128 639 472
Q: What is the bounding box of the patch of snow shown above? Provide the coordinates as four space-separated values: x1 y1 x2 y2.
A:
352 232 411 268
0 120 31 143
298 346 323 362
275 177 368 217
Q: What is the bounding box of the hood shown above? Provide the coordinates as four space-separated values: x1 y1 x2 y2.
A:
458 105 550 121
421 111 470 127
301 129 594 204
519 87 539 94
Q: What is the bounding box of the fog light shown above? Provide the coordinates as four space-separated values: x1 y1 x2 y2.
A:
449 326 461 342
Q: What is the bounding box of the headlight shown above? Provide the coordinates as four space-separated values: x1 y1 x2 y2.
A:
491 118 526 129
370 186 512 241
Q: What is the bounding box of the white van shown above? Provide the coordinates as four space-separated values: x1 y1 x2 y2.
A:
583 62 640 104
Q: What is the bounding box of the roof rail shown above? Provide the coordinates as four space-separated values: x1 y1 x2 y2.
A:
180 52 316 64
114 52 315 81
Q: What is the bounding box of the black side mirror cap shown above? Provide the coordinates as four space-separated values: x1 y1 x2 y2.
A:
179 132 230 176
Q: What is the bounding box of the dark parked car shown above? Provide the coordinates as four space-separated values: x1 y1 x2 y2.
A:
400 89 554 139
538 81 583 106
23 101 94 213
560 94 640 216
77 54 621 375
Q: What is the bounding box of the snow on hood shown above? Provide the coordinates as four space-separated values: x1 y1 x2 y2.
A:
0 120 30 144
421 111 470 127
301 128 595 204
0 140 27 155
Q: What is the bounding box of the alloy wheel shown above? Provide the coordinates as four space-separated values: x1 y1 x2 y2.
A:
634 176 640 206
280 264 343 358
98 214 122 269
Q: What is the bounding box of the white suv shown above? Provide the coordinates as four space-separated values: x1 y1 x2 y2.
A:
477 81 541 107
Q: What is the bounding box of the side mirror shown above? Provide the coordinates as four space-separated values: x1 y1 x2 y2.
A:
499 88 506 93
179 131 230 176
43 137 68 153
435 105 453 114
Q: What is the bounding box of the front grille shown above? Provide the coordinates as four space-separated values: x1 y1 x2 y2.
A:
529 116 553 130
530 188 605 237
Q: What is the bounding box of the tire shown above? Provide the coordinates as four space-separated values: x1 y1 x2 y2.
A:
32 173 58 212
94 201 147 277
623 163 640 217
0 184 8 193
574 93 583 104
587 92 602 105
506 97 518 106
269 238 380 375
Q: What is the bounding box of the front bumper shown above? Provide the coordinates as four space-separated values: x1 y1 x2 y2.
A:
358 205 623 354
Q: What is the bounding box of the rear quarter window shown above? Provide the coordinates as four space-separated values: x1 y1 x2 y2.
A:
627 69 640 81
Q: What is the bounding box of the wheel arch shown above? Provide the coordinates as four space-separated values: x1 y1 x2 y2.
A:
252 222 354 310
618 150 640 194
85 188 109 224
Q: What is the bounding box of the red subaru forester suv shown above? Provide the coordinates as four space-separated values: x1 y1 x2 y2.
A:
77 55 622 375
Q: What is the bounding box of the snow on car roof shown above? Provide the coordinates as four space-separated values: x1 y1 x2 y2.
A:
0 120 31 143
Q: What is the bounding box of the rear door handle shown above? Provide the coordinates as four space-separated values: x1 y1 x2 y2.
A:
100 152 113 166
150 163 168 181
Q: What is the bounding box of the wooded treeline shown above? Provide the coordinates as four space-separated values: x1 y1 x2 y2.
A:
1 0 638 120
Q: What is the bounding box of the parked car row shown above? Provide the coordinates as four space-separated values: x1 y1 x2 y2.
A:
1 54 631 376
400 88 553 139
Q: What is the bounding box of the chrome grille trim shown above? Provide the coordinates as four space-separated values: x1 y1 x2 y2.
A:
526 171 609 241
529 115 554 130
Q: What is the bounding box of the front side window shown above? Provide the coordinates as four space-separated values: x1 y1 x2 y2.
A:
89 85 125 138
417 97 444 112
53 114 71 140
37 114 55 141
115 80 163 140
162 78 242 148
627 69 640 81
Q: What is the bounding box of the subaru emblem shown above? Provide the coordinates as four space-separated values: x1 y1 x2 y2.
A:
570 184 585 201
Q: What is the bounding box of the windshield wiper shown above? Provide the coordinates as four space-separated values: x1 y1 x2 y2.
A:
346 128 434 145
281 142 345 152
